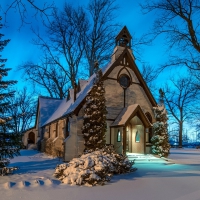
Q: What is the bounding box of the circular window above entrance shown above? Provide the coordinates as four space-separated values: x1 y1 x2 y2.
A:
118 74 131 89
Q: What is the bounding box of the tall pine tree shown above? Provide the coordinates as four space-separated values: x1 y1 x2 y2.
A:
82 69 107 152
151 89 170 157
0 17 20 168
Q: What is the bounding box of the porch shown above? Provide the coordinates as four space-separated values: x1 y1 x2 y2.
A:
109 104 152 155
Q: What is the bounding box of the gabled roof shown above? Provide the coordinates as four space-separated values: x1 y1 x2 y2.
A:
104 47 157 106
115 26 132 41
40 63 112 127
39 45 156 127
110 104 152 128
38 96 63 126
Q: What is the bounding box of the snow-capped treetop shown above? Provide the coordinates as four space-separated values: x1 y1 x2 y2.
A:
153 105 168 123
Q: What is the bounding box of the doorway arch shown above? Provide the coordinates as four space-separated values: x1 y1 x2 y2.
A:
28 132 35 144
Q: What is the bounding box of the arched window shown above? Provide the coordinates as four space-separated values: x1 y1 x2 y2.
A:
135 130 140 143
117 130 121 142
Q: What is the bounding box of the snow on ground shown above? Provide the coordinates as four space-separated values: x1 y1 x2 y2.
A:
1 148 200 200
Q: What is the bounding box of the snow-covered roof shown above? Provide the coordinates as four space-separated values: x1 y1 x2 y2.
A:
42 98 73 126
39 45 156 127
111 104 152 127
40 62 112 127
39 97 63 126
111 104 139 127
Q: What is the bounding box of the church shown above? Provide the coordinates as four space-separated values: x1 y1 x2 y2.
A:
22 26 157 161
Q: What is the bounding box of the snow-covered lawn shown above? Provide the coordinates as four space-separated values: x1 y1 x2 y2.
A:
1 148 200 200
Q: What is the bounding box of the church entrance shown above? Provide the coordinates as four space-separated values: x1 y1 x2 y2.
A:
28 132 35 144
125 116 145 154
110 104 152 155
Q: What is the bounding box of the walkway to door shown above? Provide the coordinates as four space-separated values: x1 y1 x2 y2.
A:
127 153 164 162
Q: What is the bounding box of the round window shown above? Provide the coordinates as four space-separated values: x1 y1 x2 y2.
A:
119 74 131 89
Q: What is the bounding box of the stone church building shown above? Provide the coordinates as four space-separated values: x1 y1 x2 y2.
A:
22 26 157 161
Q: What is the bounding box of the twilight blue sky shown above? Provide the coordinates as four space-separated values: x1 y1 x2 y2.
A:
1 0 194 136
1 0 185 92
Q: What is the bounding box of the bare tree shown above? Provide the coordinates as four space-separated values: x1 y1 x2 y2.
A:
161 76 199 147
19 54 70 99
85 0 120 76
140 64 159 94
8 87 36 134
1 0 55 28
34 5 88 88
141 0 200 71
19 4 88 95
19 1 121 95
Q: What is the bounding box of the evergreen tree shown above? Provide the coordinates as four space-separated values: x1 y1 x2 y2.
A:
0 17 20 168
151 104 171 157
82 69 107 151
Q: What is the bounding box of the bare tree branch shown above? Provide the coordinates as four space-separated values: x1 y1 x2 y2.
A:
140 0 200 71
161 75 199 147
2 0 55 28
8 87 36 134
85 0 120 76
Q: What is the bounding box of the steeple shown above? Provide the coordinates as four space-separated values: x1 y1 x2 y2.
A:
115 26 132 48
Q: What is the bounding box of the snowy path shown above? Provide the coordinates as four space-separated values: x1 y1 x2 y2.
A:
1 149 200 200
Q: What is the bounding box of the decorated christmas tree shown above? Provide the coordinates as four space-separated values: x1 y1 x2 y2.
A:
0 16 21 169
82 69 107 151
151 90 170 157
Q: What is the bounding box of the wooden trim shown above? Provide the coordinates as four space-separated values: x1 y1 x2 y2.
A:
117 67 133 83
124 89 126 107
103 48 157 106
105 77 117 81
111 105 152 128
123 126 126 155
144 127 146 154
105 76 141 86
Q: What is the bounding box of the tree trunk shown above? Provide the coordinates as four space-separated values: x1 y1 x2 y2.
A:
179 122 183 148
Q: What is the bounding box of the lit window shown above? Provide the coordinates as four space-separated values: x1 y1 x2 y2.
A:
117 130 121 142
135 130 140 142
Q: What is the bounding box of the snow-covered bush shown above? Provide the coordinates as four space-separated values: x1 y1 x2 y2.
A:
0 166 18 176
151 105 170 157
54 145 135 186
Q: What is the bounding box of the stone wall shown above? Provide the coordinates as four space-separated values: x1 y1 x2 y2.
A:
104 65 155 123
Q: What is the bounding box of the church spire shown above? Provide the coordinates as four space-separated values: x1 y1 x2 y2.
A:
115 26 132 48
